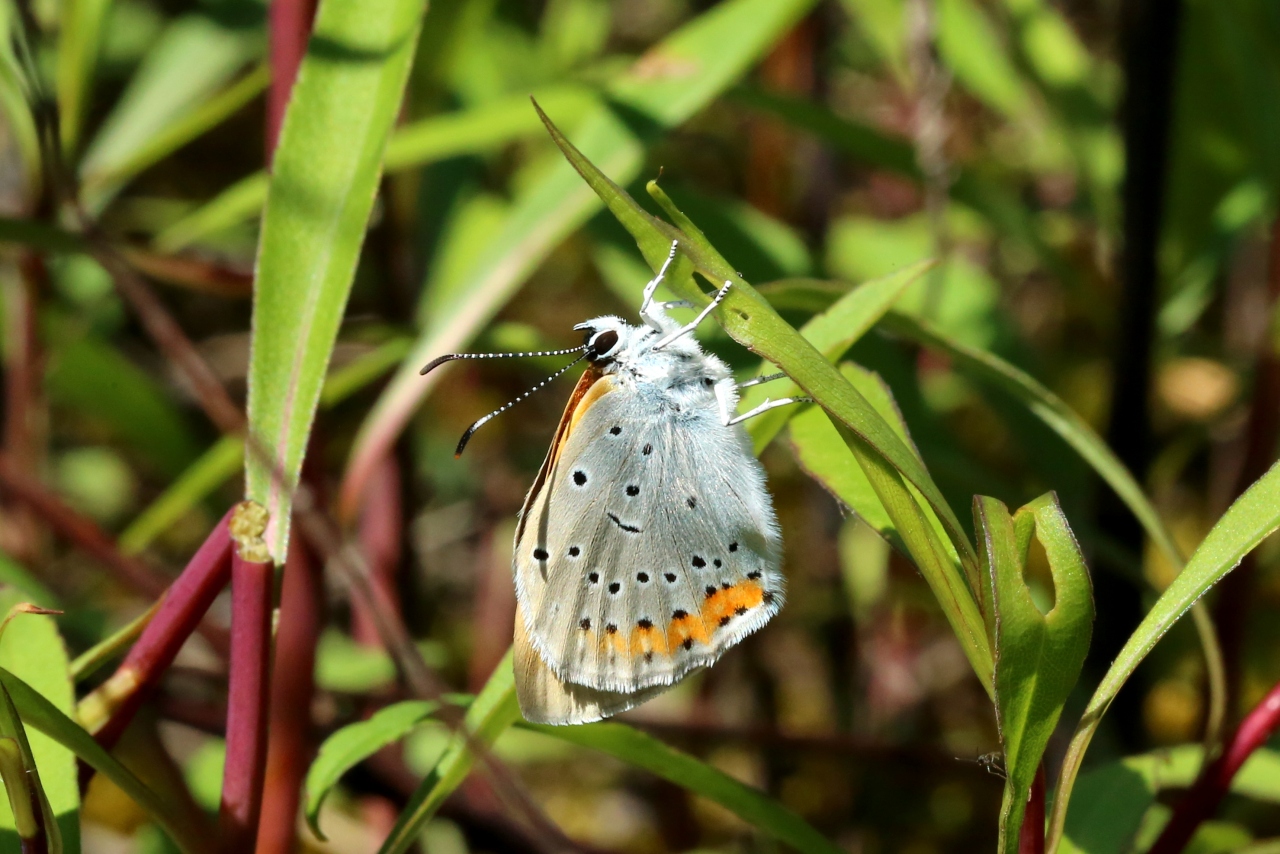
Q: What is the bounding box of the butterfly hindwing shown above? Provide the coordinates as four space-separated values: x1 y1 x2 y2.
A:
514 378 783 696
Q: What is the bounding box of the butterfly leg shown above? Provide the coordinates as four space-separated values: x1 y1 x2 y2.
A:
737 371 787 389
652 280 732 350
726 395 813 426
640 241 681 332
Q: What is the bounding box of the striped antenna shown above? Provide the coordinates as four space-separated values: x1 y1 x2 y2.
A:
419 345 586 376
454 352 588 457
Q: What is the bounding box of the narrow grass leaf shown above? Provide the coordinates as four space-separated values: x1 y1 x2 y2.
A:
306 700 439 839
743 260 931 454
245 0 426 561
341 0 818 517
788 362 920 553
55 0 112 155
377 655 520 854
1047 460 1280 853
152 86 599 251
519 721 844 854
976 494 1092 852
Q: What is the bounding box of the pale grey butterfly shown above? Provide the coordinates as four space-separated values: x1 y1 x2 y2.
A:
422 241 803 725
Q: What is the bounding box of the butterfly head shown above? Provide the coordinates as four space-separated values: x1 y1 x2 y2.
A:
575 316 640 365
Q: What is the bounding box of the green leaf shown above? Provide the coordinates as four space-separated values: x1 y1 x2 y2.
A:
1060 747 1280 854
0 591 77 852
743 260 930 454
1047 460 1280 853
518 721 844 854
0 667 212 854
377 653 520 854
81 62 270 210
936 0 1034 120
306 700 439 840
341 0 820 514
975 494 1092 852
56 0 113 155
151 85 599 252
787 363 919 555
245 0 426 562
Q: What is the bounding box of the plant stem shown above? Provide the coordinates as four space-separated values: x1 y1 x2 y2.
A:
1018 765 1045 854
255 538 320 854
220 545 274 854
84 508 234 750
267 0 316 161
1148 679 1280 854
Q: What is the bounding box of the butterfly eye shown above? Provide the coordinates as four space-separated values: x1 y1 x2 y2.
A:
587 329 620 360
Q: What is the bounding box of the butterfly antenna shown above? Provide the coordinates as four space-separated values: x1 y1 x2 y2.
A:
419 345 586 376
454 352 588 456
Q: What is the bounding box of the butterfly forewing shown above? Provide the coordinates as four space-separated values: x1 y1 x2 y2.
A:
514 379 783 694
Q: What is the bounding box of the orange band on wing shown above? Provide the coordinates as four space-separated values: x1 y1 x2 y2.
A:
589 581 768 660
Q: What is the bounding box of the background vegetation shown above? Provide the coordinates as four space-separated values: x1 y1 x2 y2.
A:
0 0 1278 852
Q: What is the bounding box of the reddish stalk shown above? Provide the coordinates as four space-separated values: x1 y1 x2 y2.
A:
1 253 44 563
267 0 317 160
86 508 235 751
0 452 171 599
353 453 402 646
220 525 275 854
1018 765 1046 854
1149 678 1280 854
255 537 321 854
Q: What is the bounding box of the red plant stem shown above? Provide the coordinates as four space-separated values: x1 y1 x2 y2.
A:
352 453 402 647
1 254 44 563
220 549 275 854
1149 678 1280 854
254 536 320 854
91 509 235 751
0 453 171 600
1018 764 1046 854
266 0 317 161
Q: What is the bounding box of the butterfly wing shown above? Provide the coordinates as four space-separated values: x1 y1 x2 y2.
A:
514 378 783 700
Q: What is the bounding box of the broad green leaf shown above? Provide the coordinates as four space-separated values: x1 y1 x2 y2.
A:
936 0 1033 120
306 700 439 839
519 721 844 854
743 259 931 453
377 654 520 854
976 494 1092 852
56 0 113 154
151 85 599 252
120 337 411 555
0 668 211 854
540 117 991 687
1061 747 1280 854
787 362 920 555
245 0 427 562
0 592 77 852
0 553 59 609
1047 460 1280 853
341 0 819 516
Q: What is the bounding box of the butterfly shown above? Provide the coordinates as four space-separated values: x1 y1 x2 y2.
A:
423 242 803 724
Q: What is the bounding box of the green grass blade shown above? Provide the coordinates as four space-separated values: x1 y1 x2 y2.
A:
1046 460 1280 853
245 0 426 561
976 494 1092 852
55 0 112 155
377 655 520 854
0 667 213 854
518 721 844 854
152 85 599 252
81 62 270 210
787 363 919 558
341 0 818 516
306 700 439 840
742 260 931 454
